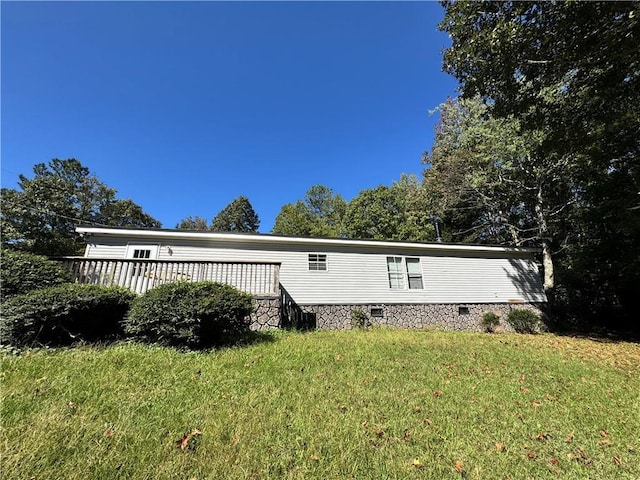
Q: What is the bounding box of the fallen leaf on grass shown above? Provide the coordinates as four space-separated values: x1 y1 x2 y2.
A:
599 429 610 438
373 428 384 438
335 354 344 361
412 458 424 468
454 460 464 473
103 427 114 438
527 452 538 460
403 429 411 441
613 455 622 466
598 438 611 447
433 390 442 398
176 428 202 450
310 454 319 462
565 432 574 443
530 400 542 408
550 458 559 466
338 404 347 413
495 442 506 452
423 418 432 426
413 405 421 412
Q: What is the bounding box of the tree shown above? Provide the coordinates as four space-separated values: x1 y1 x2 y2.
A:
438 1 640 328
272 185 347 237
343 181 434 242
1 158 161 255
99 199 161 229
210 196 260 233
175 216 209 230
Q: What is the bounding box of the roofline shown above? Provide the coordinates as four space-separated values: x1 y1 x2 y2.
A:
75 226 541 254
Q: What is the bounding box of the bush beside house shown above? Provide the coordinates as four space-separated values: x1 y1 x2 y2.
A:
1 249 71 298
124 281 254 348
1 284 135 347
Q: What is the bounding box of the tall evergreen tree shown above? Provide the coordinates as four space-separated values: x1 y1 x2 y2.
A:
210 196 260 233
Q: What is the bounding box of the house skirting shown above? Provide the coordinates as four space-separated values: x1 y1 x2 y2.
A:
300 303 543 331
249 297 281 330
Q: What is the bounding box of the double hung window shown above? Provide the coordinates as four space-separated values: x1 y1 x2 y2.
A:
386 257 424 290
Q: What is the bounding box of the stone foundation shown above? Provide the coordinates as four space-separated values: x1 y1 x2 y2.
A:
302 303 543 331
249 297 281 331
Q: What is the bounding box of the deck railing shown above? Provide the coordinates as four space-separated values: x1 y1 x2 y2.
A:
55 257 281 296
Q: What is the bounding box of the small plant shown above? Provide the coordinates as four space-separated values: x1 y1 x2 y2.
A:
507 308 542 334
0 284 135 347
124 282 254 348
481 311 500 333
0 249 71 298
351 308 371 329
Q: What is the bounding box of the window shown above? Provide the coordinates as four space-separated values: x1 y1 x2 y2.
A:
308 254 327 271
132 249 151 259
387 257 424 290
406 258 424 289
387 257 405 289
370 308 384 318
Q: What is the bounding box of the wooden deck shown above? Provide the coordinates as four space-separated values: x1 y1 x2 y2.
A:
56 257 281 296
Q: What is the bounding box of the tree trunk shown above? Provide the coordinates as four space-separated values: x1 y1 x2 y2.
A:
541 238 554 291
536 186 554 291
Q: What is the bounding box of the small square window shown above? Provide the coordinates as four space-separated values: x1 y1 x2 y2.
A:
308 254 327 271
458 306 470 315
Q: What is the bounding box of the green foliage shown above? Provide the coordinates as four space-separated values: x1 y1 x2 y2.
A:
210 196 260 233
344 180 434 242
481 311 501 333
423 96 536 246
351 308 370 329
438 2 640 330
125 282 254 348
1 158 161 256
507 309 541 334
98 199 161 229
272 185 347 237
0 284 135 347
0 249 72 298
175 215 210 230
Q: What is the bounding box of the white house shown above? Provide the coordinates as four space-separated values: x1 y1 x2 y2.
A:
69 226 546 330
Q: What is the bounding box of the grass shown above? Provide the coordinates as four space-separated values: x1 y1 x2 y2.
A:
2 329 639 479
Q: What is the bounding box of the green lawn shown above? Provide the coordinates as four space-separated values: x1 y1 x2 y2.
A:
2 329 639 479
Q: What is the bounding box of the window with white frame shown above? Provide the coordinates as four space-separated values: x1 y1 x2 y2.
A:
308 254 327 271
386 256 424 290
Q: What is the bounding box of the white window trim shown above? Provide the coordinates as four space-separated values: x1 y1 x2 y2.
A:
386 256 424 290
308 253 328 272
125 243 160 260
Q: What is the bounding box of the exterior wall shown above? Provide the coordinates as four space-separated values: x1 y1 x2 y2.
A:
83 234 546 305
303 302 544 331
249 297 281 331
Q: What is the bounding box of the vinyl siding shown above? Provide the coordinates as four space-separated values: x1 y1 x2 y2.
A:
83 234 546 304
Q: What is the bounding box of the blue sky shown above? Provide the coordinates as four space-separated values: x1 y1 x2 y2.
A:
1 1 457 232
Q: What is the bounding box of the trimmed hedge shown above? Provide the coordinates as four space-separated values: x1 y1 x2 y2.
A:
124 281 254 348
1 249 71 298
0 284 135 347
507 308 542 334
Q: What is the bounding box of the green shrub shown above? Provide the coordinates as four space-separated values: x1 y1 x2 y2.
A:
507 308 542 334
481 311 500 333
0 284 135 347
1 249 71 298
351 308 371 329
125 282 254 348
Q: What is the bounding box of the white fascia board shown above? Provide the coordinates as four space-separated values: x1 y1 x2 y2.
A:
76 226 540 255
